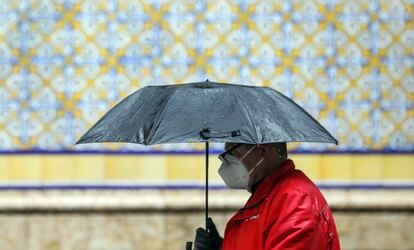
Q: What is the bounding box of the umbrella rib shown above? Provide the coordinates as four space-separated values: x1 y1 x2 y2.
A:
146 88 178 144
273 89 338 144
236 88 259 143
77 89 159 144
125 89 161 143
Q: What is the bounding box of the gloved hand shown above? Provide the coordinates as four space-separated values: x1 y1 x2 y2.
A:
194 217 223 250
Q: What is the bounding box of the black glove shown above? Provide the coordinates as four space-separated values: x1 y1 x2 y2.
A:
194 217 223 250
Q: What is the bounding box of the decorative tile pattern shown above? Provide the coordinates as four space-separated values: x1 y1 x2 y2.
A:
0 0 413 152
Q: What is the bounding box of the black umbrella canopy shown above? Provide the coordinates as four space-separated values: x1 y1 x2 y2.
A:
76 80 338 146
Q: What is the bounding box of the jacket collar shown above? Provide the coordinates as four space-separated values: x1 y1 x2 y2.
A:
243 159 295 209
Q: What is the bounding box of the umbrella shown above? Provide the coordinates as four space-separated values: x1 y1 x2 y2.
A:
76 80 338 228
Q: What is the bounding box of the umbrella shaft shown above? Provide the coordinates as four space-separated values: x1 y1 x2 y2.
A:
205 141 209 229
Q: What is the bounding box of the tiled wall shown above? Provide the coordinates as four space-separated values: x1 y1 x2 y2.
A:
0 0 413 153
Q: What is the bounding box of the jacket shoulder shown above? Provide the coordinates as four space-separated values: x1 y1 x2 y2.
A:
277 169 319 193
267 169 327 208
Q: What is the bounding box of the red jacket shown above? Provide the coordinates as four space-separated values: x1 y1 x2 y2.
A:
222 159 340 250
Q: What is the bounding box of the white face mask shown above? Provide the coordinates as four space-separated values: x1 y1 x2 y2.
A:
218 145 264 191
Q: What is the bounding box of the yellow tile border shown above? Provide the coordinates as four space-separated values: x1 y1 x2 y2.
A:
0 154 412 182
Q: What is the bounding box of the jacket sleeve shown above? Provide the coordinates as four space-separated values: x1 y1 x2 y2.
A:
264 189 318 250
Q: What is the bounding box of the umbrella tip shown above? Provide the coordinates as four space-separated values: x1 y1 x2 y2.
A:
205 79 209 82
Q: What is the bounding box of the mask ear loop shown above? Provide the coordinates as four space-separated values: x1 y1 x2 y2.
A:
241 144 263 175
244 145 264 180
240 144 257 161
245 157 265 192
246 157 264 176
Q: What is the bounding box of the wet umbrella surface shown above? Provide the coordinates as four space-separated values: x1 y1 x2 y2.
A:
77 80 337 145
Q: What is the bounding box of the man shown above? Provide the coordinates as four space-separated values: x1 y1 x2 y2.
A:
194 142 340 250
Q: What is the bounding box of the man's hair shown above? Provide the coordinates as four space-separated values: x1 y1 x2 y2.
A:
244 142 288 158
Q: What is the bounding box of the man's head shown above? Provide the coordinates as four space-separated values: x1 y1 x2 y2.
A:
219 142 288 192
